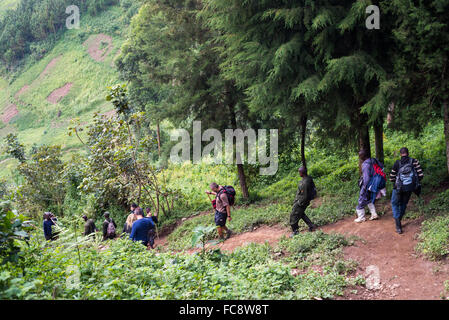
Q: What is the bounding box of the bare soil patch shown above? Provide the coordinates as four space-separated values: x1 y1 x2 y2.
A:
40 55 62 78
15 85 30 98
1 103 18 123
84 34 114 62
320 210 449 300
102 109 117 118
47 83 73 104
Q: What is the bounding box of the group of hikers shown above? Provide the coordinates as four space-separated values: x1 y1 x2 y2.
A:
289 147 424 236
43 146 424 247
43 204 159 249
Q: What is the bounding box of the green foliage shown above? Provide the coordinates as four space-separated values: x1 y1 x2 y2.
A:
0 0 120 69
416 212 449 260
0 225 355 299
3 134 26 163
14 144 66 217
0 201 30 264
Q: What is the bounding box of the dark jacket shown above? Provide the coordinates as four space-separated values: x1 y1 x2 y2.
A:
43 219 55 240
294 175 314 207
83 219 98 236
102 218 117 239
389 156 424 189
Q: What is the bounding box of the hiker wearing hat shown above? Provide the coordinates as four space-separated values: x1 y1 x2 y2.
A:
82 215 98 237
289 166 318 237
102 212 117 241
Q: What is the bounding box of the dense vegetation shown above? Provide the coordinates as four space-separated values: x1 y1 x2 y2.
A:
0 0 448 300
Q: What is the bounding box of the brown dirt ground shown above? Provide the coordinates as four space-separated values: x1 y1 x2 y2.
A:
40 55 62 78
102 109 117 118
1 103 19 123
321 209 449 300
47 82 73 104
84 34 114 62
97 193 449 300
15 85 30 97
184 225 290 254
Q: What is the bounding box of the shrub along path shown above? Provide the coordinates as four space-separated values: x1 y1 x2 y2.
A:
153 202 449 300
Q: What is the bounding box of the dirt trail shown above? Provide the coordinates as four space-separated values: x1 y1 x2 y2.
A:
1 103 18 123
320 211 449 300
153 206 449 299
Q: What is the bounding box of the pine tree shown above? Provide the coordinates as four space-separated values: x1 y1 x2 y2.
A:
385 0 449 175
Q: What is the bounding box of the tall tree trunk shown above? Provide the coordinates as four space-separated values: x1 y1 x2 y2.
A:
387 102 395 128
226 83 249 199
300 114 307 170
358 112 371 174
444 101 449 175
374 118 384 164
156 122 161 157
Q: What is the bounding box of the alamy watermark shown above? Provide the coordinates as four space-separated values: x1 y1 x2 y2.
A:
66 5 80 29
366 5 380 30
170 121 278 176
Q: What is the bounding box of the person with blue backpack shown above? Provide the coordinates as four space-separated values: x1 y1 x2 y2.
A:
289 166 318 237
389 147 424 234
355 150 387 223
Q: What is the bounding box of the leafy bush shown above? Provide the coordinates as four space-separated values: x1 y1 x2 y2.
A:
0 226 356 299
0 201 30 264
416 213 449 260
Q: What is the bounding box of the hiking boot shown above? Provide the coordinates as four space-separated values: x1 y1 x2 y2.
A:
302 215 317 232
355 208 366 223
395 219 403 234
225 229 233 240
289 230 299 238
367 203 379 220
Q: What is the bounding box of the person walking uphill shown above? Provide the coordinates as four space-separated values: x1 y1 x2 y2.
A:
102 212 117 241
206 183 233 240
389 147 424 234
354 150 386 222
289 167 318 237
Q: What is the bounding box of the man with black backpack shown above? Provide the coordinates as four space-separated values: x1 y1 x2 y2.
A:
389 147 424 234
206 183 234 240
102 212 117 241
289 166 318 237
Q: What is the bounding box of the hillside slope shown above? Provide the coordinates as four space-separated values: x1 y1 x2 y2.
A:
0 5 128 177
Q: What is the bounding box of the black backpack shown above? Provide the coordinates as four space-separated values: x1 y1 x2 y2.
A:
309 180 317 201
396 158 420 193
217 186 236 206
